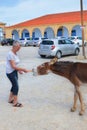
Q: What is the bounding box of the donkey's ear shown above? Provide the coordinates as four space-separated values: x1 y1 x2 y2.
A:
49 57 58 65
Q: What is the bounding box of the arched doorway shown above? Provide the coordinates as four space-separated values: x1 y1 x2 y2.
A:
12 30 19 40
21 29 30 39
57 26 69 37
71 25 82 36
32 28 42 39
44 27 55 38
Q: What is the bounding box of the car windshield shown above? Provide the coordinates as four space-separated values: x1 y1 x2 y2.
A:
41 40 54 45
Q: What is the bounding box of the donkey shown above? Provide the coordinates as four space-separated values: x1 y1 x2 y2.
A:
33 57 87 115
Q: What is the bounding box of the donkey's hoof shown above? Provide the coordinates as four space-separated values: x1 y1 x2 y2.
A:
79 111 84 116
71 107 76 112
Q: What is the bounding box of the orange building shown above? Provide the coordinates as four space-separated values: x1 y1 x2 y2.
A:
5 10 87 40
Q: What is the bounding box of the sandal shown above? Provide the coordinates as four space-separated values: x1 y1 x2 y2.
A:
8 100 14 104
13 103 23 107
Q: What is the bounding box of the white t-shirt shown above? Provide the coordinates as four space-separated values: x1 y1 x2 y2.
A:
6 51 20 74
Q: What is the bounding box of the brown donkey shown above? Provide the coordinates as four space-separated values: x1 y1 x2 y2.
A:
33 57 87 115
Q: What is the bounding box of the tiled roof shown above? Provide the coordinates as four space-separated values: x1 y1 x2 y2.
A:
7 10 87 28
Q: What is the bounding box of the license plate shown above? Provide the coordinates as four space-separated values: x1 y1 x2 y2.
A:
42 46 49 49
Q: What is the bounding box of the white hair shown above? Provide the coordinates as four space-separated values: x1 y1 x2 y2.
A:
13 40 21 47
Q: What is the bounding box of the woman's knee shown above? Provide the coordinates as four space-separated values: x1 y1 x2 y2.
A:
13 86 19 95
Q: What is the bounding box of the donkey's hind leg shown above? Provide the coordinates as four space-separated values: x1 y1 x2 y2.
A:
76 86 85 115
71 88 78 112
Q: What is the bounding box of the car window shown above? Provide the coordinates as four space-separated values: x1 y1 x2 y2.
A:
65 39 72 44
68 37 75 40
77 37 82 40
41 40 54 45
58 40 65 44
34 38 39 40
19 38 24 40
41 38 48 40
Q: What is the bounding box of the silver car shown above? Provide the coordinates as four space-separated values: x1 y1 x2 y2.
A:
38 38 80 58
33 37 48 47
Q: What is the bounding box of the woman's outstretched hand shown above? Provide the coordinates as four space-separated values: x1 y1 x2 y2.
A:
19 69 32 74
23 69 32 73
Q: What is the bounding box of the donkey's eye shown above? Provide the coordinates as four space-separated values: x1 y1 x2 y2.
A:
42 64 44 66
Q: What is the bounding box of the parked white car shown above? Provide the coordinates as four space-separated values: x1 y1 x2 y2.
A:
19 38 30 46
68 36 87 46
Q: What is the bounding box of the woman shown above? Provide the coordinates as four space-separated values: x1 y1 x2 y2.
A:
6 41 31 107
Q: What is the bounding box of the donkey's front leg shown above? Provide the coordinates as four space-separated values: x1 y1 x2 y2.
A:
71 89 78 112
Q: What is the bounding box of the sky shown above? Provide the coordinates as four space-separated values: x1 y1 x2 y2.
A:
0 0 87 26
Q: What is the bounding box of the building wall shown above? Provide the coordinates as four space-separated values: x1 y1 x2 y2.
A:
5 21 87 40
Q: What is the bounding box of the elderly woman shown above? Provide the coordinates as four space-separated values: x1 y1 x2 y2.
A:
6 41 31 107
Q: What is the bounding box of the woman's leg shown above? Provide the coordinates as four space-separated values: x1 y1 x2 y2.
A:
8 92 14 103
7 70 21 106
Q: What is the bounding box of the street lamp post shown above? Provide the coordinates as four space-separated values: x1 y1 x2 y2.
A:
12 33 14 39
3 31 6 39
80 0 86 58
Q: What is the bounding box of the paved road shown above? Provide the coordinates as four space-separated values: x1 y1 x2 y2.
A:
0 46 87 130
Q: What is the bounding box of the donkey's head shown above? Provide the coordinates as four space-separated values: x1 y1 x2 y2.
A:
32 57 58 76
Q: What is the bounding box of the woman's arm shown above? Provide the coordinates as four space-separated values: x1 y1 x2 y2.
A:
10 60 31 73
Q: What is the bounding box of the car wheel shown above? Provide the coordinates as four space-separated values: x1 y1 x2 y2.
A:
77 42 79 46
56 51 62 59
1 43 4 46
33 45 36 47
40 55 46 58
75 48 79 55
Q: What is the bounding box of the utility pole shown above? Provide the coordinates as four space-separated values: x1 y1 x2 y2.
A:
80 0 86 58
